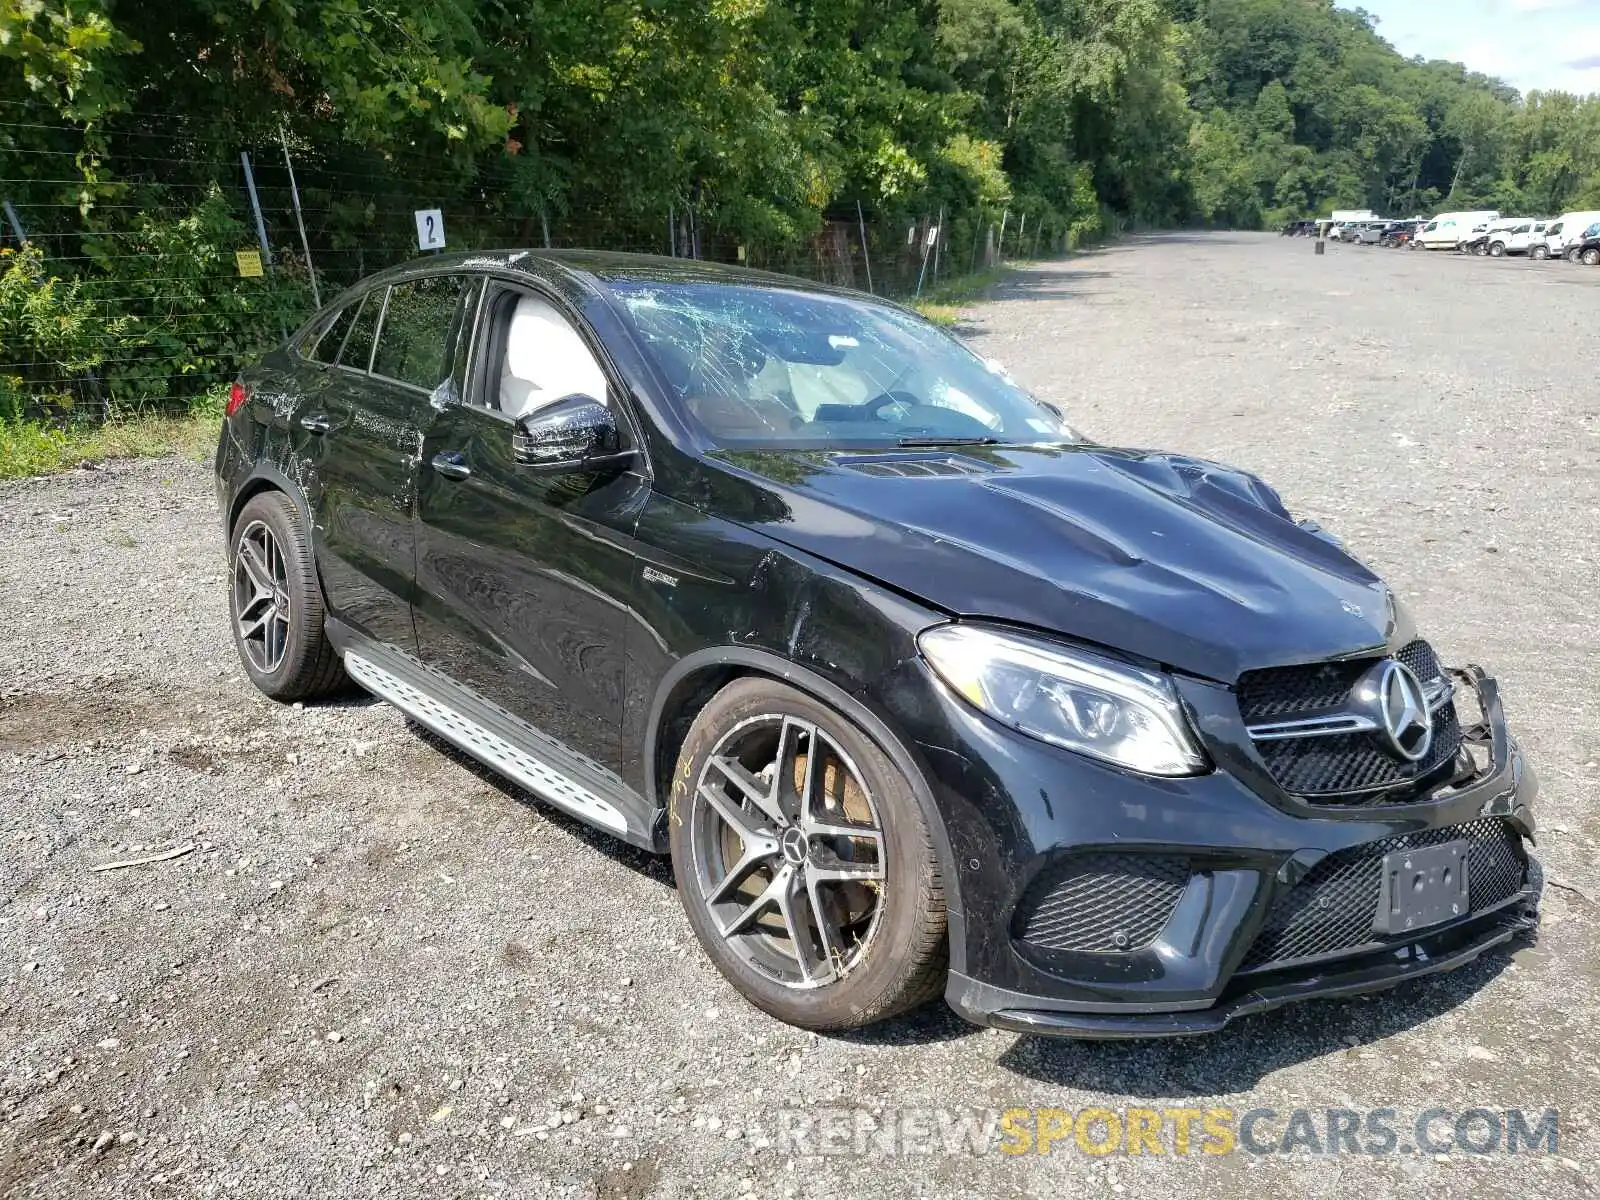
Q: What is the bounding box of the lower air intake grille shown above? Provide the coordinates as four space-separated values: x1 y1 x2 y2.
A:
1015 854 1190 954
1239 819 1527 973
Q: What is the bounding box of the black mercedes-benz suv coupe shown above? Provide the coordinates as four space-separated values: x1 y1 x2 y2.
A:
215 250 1539 1038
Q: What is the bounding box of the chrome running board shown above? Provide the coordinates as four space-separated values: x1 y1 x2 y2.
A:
328 624 657 849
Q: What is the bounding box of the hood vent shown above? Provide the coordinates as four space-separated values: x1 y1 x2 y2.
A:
830 452 993 478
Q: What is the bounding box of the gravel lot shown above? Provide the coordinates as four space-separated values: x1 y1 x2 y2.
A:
3 233 1597 1198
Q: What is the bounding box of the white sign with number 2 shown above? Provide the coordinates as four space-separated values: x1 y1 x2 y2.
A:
414 209 446 251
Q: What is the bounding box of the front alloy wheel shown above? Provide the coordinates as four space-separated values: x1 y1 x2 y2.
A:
689 714 885 988
1584 248 1600 266
669 677 947 1031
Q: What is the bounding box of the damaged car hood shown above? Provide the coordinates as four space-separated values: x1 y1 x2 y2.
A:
694 443 1406 683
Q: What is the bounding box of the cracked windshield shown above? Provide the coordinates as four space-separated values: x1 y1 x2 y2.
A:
611 282 1078 447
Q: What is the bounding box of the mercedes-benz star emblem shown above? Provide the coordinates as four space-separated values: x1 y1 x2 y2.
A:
1376 660 1432 762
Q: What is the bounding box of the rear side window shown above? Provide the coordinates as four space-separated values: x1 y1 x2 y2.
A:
372 275 469 391
308 302 361 365
340 289 384 372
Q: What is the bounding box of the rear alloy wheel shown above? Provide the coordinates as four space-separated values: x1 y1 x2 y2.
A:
228 491 349 701
1584 248 1600 266
669 678 946 1031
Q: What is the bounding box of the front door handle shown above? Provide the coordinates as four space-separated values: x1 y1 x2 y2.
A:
299 413 333 435
431 451 472 481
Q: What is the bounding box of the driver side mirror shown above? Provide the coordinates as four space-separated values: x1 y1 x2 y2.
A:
512 395 635 475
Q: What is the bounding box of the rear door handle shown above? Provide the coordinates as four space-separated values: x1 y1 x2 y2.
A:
431 451 472 481
300 413 333 435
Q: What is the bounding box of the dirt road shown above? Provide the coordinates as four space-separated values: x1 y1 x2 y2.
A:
3 234 1597 1198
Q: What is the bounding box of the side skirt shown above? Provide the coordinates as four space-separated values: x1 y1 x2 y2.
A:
326 620 661 851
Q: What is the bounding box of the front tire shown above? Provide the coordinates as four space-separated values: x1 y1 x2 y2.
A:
1531 245 1549 261
228 491 349 701
1489 242 1506 257
668 677 947 1031
1584 248 1600 266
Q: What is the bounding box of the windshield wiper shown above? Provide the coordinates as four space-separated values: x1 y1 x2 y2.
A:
894 435 1001 447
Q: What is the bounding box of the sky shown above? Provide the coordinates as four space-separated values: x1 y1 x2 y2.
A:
1356 0 1600 96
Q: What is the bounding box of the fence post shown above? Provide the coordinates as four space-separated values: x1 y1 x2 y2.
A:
540 209 551 249
914 215 932 297
856 200 874 294
1 199 26 247
668 206 676 257
239 151 272 264
1017 211 1027 259
278 126 320 308
969 210 983 275
997 208 1009 263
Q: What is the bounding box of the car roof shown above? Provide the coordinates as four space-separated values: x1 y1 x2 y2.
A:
352 248 864 301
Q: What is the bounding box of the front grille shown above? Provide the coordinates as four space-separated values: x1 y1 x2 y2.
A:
1239 818 1527 973
1237 639 1463 803
1014 854 1190 954
1253 704 1461 796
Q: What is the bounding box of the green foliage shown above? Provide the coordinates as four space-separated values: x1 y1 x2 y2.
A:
0 410 217 478
3 0 1600 431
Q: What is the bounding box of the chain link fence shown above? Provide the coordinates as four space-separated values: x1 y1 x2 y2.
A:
2 103 1067 425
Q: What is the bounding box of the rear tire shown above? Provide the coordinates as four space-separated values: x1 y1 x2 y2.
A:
668 677 947 1032
228 491 349 702
1584 248 1600 266
1489 242 1506 257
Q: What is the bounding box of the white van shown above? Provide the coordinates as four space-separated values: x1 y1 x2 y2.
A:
1536 211 1600 260
1413 210 1500 250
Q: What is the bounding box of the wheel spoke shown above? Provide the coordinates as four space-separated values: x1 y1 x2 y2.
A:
806 845 884 884
705 845 771 906
776 867 828 984
267 611 288 667
239 607 275 642
698 780 773 845
802 871 848 977
236 591 274 623
707 754 787 829
718 867 790 939
236 539 274 597
773 717 815 824
802 815 883 861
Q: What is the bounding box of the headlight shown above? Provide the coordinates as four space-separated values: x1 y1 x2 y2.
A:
918 624 1207 777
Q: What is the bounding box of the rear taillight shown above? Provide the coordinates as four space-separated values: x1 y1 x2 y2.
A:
226 381 249 417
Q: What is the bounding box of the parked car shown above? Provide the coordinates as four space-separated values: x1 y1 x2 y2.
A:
1413 210 1500 250
1486 219 1548 257
215 251 1541 1038
1280 219 1317 237
1379 221 1420 247
1576 229 1600 265
1458 221 1499 255
1539 211 1600 260
1565 221 1600 262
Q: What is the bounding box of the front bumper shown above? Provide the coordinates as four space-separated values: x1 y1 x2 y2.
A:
880 659 1539 1039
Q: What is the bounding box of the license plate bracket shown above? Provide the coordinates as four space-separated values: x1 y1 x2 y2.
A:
1375 840 1470 936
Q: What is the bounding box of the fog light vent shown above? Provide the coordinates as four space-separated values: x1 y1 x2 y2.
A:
1014 853 1190 954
